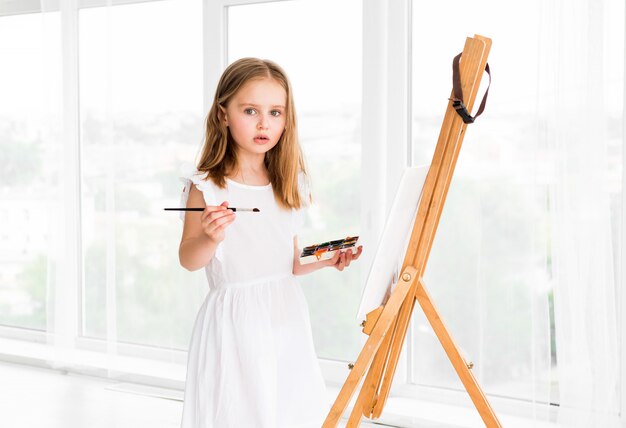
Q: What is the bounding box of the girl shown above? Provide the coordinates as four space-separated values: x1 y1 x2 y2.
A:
178 58 363 428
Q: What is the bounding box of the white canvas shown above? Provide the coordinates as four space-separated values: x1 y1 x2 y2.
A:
356 165 429 320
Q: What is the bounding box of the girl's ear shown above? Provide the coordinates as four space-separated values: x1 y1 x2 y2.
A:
218 105 228 127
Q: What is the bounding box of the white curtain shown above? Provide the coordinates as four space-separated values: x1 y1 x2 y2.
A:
411 0 555 417
540 0 621 425
411 0 623 425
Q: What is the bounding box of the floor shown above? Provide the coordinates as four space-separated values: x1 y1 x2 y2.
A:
0 360 553 428
0 360 392 428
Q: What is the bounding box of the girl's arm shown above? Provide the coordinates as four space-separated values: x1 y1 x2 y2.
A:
179 185 234 271
292 237 330 275
292 237 363 275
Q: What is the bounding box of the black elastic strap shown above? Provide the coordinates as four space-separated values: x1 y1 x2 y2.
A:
450 52 491 124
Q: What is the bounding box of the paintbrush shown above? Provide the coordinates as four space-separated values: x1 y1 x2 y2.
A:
164 207 260 212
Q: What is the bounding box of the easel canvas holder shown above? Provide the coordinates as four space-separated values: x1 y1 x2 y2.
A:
324 35 502 427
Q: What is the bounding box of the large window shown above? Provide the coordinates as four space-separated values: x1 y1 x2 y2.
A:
0 12 61 330
228 0 363 361
1 0 364 366
78 0 203 349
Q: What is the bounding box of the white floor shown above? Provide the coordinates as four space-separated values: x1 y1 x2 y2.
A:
0 360 553 428
0 360 391 428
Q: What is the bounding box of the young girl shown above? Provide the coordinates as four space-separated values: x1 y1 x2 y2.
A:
178 58 363 428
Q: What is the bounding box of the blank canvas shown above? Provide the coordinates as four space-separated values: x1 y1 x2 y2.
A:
356 165 429 320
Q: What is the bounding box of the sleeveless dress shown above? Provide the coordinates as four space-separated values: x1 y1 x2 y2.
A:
178 167 328 428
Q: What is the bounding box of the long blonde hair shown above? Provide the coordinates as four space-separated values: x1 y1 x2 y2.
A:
197 57 310 210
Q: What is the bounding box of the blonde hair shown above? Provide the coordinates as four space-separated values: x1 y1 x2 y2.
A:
197 57 310 210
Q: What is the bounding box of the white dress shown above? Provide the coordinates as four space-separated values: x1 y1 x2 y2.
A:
179 167 328 428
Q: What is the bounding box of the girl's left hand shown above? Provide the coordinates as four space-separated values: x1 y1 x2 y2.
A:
326 246 363 271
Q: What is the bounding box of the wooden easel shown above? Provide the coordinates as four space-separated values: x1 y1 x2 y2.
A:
323 35 502 427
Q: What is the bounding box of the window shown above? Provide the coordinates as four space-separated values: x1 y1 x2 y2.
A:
0 12 61 331
79 0 203 349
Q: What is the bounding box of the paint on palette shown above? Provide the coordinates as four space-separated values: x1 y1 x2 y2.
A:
299 236 359 264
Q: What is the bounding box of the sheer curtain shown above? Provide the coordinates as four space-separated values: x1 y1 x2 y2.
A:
410 0 554 414
410 0 623 424
540 0 621 425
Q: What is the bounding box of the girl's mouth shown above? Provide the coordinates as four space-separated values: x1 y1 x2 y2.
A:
254 135 270 144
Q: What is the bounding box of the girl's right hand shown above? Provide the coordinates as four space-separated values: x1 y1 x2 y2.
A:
200 201 236 243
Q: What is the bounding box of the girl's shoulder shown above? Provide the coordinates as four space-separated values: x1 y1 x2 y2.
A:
177 164 220 220
179 163 218 193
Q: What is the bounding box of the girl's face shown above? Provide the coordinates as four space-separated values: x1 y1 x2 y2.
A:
222 77 287 157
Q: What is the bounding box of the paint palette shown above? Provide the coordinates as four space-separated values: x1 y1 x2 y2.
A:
299 236 359 265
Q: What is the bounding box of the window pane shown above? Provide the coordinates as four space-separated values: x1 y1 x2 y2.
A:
79 0 203 349
0 13 61 330
228 0 362 361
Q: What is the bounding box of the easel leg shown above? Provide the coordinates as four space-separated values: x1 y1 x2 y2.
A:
415 278 502 427
322 268 417 428
371 293 416 417
344 333 392 426
344 313 398 427
361 313 399 417
346 390 365 427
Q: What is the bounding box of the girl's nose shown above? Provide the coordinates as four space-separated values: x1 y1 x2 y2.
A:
257 114 269 129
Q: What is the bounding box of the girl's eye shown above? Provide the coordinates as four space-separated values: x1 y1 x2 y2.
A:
244 108 257 115
270 110 282 117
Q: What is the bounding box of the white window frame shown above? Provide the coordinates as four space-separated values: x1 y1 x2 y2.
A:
616 2 626 426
